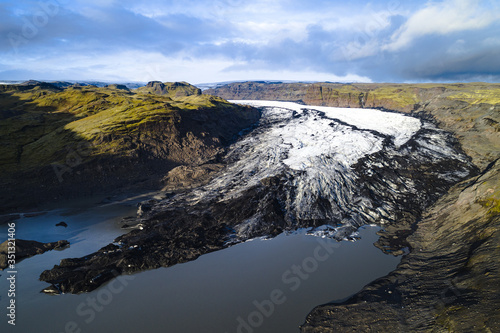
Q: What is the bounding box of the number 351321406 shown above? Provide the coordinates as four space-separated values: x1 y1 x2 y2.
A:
7 222 16 268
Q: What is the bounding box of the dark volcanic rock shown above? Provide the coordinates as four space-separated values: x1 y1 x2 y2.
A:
39 215 230 293
136 201 155 217
0 239 69 269
161 163 225 191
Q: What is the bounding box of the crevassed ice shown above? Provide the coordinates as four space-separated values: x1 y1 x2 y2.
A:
155 100 468 241
230 100 422 171
232 100 421 147
266 106 382 170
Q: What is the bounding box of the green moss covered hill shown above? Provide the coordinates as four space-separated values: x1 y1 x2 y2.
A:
0 81 259 213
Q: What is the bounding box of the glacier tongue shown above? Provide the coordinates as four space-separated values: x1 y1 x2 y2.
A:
150 101 474 241
38 101 479 295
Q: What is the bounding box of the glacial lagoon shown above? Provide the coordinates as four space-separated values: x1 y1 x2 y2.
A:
0 198 400 333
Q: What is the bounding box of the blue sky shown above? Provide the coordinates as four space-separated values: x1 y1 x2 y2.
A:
1 0 500 83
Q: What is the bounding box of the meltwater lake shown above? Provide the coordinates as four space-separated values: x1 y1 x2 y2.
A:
0 197 400 333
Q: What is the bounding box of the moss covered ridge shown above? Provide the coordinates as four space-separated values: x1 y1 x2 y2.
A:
206 81 500 111
0 81 260 212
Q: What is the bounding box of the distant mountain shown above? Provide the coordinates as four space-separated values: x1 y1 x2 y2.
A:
136 81 201 96
195 80 317 91
51 80 146 89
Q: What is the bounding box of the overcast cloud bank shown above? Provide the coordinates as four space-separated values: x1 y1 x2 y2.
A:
1 0 499 83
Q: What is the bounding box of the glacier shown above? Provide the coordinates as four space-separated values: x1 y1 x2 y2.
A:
149 101 474 240
39 100 478 294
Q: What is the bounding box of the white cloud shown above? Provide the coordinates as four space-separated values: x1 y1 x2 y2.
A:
339 38 381 61
383 0 500 51
128 0 404 47
218 66 373 83
482 36 500 46
2 49 371 83
2 0 499 83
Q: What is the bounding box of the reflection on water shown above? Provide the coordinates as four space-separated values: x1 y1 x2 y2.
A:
0 200 400 333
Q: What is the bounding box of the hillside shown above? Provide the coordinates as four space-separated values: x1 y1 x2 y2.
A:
207 81 500 332
0 81 260 213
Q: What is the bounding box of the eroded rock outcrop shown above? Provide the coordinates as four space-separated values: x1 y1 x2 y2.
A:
137 81 202 97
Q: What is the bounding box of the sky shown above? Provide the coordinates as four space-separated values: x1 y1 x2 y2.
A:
1 0 500 84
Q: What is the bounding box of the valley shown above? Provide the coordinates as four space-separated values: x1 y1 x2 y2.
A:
1 81 498 332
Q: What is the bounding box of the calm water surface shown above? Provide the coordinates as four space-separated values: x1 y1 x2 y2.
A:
0 199 400 333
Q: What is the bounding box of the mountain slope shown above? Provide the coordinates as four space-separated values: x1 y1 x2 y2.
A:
0 82 260 213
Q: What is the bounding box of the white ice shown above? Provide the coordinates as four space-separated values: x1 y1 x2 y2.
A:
230 100 421 172
232 100 421 148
